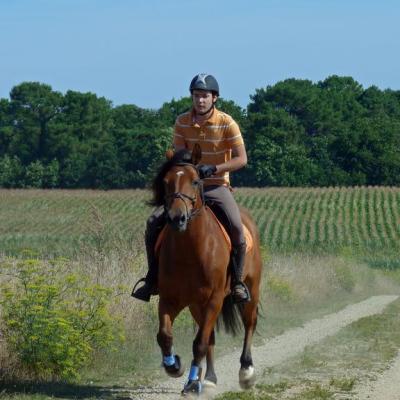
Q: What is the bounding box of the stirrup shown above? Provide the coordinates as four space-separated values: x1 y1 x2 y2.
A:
232 282 251 303
131 277 146 294
131 278 155 302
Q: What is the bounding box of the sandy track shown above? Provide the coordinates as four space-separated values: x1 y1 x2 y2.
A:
356 351 400 400
125 295 398 400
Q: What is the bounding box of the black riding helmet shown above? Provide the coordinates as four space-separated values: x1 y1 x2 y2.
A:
189 74 219 96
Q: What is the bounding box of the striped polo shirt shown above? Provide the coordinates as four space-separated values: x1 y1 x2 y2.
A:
173 107 244 186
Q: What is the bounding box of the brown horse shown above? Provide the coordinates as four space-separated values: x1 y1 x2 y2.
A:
153 144 262 395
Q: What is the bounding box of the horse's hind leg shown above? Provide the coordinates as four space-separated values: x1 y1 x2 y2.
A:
239 300 258 389
157 300 185 378
203 329 217 388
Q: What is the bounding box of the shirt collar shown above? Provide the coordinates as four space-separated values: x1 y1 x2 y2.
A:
190 106 219 126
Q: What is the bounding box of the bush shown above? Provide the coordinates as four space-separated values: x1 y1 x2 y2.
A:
24 160 45 188
0 258 123 381
0 155 24 188
267 275 294 302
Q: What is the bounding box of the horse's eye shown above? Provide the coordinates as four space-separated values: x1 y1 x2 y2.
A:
192 180 200 187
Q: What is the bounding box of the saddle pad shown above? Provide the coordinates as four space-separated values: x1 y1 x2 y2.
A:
155 207 253 255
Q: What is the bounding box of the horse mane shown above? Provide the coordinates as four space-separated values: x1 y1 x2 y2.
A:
149 149 193 207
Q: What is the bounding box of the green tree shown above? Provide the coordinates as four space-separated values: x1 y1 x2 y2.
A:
0 99 14 157
8 82 63 164
0 155 24 188
245 91 315 186
1 77 400 188
158 97 192 126
57 91 114 188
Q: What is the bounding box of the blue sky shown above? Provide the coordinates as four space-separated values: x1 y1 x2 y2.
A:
1 0 399 109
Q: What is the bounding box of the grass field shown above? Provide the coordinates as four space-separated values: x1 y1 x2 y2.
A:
1 186 400 398
1 186 400 257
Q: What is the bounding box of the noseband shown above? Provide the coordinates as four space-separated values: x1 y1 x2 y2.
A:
164 163 205 221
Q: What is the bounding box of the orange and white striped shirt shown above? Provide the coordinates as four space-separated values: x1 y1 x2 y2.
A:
173 107 244 186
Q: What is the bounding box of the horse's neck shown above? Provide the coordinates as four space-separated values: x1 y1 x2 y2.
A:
186 207 210 238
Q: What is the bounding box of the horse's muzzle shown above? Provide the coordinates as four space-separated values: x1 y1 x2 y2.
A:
167 212 188 232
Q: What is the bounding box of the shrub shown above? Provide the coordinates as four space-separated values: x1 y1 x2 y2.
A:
0 155 23 188
0 258 123 381
24 160 45 188
267 275 294 302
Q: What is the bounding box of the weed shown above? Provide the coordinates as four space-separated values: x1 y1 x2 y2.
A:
329 376 356 391
256 381 289 393
267 275 294 302
290 384 333 399
332 260 355 292
299 347 326 369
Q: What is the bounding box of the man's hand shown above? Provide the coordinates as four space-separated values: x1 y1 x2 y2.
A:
198 164 217 179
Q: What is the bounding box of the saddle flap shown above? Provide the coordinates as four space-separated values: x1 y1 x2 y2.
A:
206 207 253 253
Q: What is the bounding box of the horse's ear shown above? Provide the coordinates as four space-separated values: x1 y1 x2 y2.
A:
166 149 174 160
191 143 202 165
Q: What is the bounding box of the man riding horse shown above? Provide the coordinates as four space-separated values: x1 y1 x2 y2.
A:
132 73 250 303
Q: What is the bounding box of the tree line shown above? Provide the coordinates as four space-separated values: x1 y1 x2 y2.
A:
1 75 399 189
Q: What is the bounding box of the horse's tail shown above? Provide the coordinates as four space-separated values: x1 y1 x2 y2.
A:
217 295 243 336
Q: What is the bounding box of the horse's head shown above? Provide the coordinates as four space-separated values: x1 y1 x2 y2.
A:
162 144 203 232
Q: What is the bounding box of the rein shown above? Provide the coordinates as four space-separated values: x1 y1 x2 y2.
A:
164 162 205 221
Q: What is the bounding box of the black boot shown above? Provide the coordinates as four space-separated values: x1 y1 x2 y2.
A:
131 229 160 302
231 242 251 303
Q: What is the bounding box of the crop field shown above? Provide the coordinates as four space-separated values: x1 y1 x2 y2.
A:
236 186 400 253
1 186 400 398
0 186 400 257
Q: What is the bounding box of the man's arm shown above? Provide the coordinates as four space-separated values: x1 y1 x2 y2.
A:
215 144 247 174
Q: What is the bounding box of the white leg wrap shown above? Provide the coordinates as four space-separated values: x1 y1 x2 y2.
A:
239 366 256 388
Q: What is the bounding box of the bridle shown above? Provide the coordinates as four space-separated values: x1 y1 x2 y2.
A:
164 163 205 221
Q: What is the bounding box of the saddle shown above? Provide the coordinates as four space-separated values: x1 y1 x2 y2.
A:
155 207 253 255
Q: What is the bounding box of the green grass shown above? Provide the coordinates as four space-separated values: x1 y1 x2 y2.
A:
0 381 127 400
1 186 400 258
329 377 356 391
216 294 400 400
0 189 149 258
215 382 334 400
1 187 400 399
248 297 400 400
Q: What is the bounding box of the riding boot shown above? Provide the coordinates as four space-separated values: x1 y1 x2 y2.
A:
131 228 160 302
231 242 251 303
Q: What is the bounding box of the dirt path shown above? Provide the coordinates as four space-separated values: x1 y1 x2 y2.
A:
356 350 400 400
124 295 398 400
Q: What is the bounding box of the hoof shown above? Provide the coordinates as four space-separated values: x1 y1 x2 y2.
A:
202 379 217 389
239 365 256 389
203 371 217 389
164 355 185 378
182 379 202 396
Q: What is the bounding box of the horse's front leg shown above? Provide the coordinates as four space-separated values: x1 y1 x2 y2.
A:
183 300 221 395
157 299 184 378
